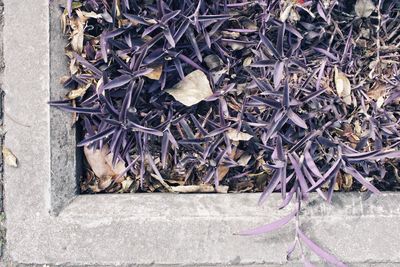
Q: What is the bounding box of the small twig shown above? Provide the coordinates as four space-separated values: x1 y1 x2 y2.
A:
5 111 31 128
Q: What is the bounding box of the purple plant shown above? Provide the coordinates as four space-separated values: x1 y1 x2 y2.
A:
52 0 400 265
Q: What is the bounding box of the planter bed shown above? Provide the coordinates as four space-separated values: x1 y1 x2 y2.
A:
2 0 400 266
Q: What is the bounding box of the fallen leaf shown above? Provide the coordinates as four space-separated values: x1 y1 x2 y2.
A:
2 147 18 168
355 0 375 18
217 146 237 181
376 96 385 108
215 185 229 193
342 173 353 191
144 65 163 80
84 145 126 178
171 185 214 193
243 57 253 67
166 70 213 106
238 153 252 166
204 55 223 70
280 4 293 22
226 129 253 141
69 58 79 75
367 83 385 100
119 176 134 192
70 17 84 53
150 173 174 192
67 83 91 99
334 66 352 105
105 152 126 175
77 10 102 20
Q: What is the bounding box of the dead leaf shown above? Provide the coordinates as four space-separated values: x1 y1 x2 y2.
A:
226 129 253 141
204 55 223 70
367 83 387 100
376 96 385 108
2 147 18 167
243 57 253 67
70 17 84 53
69 57 79 75
119 176 134 192
215 185 229 193
67 83 91 99
84 145 126 178
238 153 252 166
144 65 163 80
171 185 214 193
280 4 293 22
150 173 174 192
217 146 237 181
61 11 68 34
166 70 213 106
342 173 353 191
355 0 375 18
334 66 352 105
77 10 102 20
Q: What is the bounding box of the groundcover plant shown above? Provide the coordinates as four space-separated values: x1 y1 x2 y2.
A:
51 0 400 265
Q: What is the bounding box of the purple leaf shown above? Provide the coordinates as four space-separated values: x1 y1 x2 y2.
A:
67 0 72 17
297 229 347 267
259 33 281 59
287 109 308 129
343 165 380 194
238 209 297 236
103 75 132 90
313 47 338 61
77 127 115 147
274 61 285 89
73 53 102 78
258 169 281 205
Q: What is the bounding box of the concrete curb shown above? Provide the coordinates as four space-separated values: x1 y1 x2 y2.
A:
2 0 400 266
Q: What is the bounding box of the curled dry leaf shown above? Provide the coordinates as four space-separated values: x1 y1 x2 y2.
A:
144 65 162 80
119 176 134 193
67 83 91 99
238 153 252 166
217 147 237 181
2 147 18 168
171 184 214 193
342 173 353 191
355 0 375 18
84 145 126 178
70 16 84 53
166 70 213 106
334 66 352 105
215 185 229 193
367 82 387 100
226 129 253 141
280 4 293 22
171 184 229 193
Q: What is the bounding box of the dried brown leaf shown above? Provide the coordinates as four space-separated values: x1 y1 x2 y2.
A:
355 0 375 18
144 65 163 80
226 129 253 141
70 17 84 53
67 83 91 99
84 145 126 178
2 147 18 168
166 70 213 106
334 66 352 105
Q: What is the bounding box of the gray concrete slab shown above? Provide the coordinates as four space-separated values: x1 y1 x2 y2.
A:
2 0 400 266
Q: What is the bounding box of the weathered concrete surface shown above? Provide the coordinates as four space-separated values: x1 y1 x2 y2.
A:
2 0 400 266
49 0 80 215
0 0 5 260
